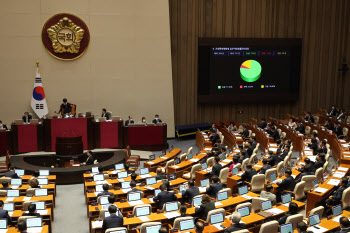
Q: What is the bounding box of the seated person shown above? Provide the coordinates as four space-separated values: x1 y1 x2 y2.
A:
102 205 123 231
266 124 272 134
178 205 189 217
209 156 222 177
0 200 12 225
125 164 133 175
28 178 40 189
288 118 297 130
327 105 338 117
333 121 343 136
101 108 110 120
195 222 204 233
155 167 167 181
260 159 271 175
278 202 298 225
296 221 312 233
182 179 199 204
218 147 227 161
232 144 243 158
241 164 257 183
260 184 276 205
163 180 173 192
159 227 168 233
194 194 215 221
267 150 279 166
320 140 328 154
337 109 346 121
278 145 290 162
308 138 319 155
208 139 222 156
209 129 220 147
98 166 107 174
295 121 305 134
269 126 280 142
276 139 284 155
258 118 267 129
22 112 32 124
4 166 18 178
141 117 147 123
298 158 315 173
206 175 223 198
339 217 350 233
228 122 237 132
240 125 249 138
152 114 162 124
228 157 239 176
304 112 315 123
130 172 138 182
97 184 113 197
246 140 254 157
58 98 72 115
22 204 40 217
128 181 141 193
297 164 315 182
0 121 7 130
324 119 334 131
108 195 116 204
224 212 246 233
238 150 248 164
311 132 320 147
314 153 326 170
83 151 94 165
322 177 348 207
210 123 218 133
153 184 177 209
277 169 295 192
17 221 26 233
0 181 11 190
125 116 134 126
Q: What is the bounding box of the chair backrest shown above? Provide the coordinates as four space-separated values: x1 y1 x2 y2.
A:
312 130 318 134
132 204 152 216
308 206 324 218
238 125 243 133
248 153 257 165
15 119 24 125
219 167 229 184
248 130 252 137
277 128 282 136
315 168 323 183
106 228 127 233
301 175 317 192
276 162 284 177
251 174 265 192
165 159 175 173
325 153 330 162
173 217 194 230
253 147 258 155
99 209 109 219
187 147 193 155
26 188 39 196
0 190 7 196
305 126 311 134
251 197 268 213
255 143 260 150
207 157 214 167
98 117 107 122
206 208 225 223
343 128 348 137
323 161 329 174
18 216 35 225
30 119 39 125
242 158 249 171
281 132 286 139
258 220 279 233
235 202 252 212
294 181 306 201
0 177 11 183
314 116 319 123
265 168 277 182
342 187 350 209
140 222 162 233
219 188 232 197
180 153 187 162
103 174 110 180
190 164 202 179
285 214 304 229
326 143 330 150
233 163 241 171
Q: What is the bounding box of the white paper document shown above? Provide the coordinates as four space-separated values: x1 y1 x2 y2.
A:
37 210 48 215
117 179 125 183
241 195 252 200
219 163 226 166
223 159 231 163
96 180 108 185
147 162 154 165
307 155 316 162
160 157 167 159
92 221 103 229
148 198 154 202
332 216 350 222
164 211 180 219
266 208 285 215
270 148 277 152
204 148 211 151
314 187 328 193
139 216 150 221
327 179 341 186
23 196 32 201
0 230 8 233
236 137 242 139
213 223 225 230
215 202 223 206
140 174 152 178
333 172 346 178
128 200 144 206
8 212 13 216
26 227 43 233
144 186 155 190
5 198 14 202
307 225 328 233
190 159 199 162
338 167 347 171
254 165 263 167
110 171 118 174
171 165 180 169
199 187 207 192
122 188 132 193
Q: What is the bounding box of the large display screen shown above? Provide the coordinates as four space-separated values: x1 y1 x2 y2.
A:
198 38 302 103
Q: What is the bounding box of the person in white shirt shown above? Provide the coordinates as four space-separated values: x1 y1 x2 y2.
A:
0 121 7 130
260 184 276 205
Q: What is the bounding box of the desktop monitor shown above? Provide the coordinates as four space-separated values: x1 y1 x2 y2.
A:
115 164 124 170
175 158 181 165
154 189 161 197
3 203 14 212
140 168 149 175
95 185 103 192
179 218 195 231
165 202 179 212
217 191 228 201
308 213 320 227
145 225 161 233
121 181 131 189
210 212 224 224
282 193 292 204
7 190 19 197
127 192 141 202
10 178 22 186
104 212 111 218
313 179 319 187
146 177 156 186
237 206 250 217
32 201 45 210
92 167 99 174
93 174 104 182
179 184 188 192
280 223 293 233
39 170 49 176
110 230 126 233
0 219 7 229
200 179 210 187
193 196 203 206
261 200 272 211
201 163 208 170
38 178 48 186
282 167 286 176
26 217 42 228
117 171 128 179
231 167 239 175
270 173 277 182
332 205 343 217
34 189 48 197
15 169 24 176
188 153 193 160
99 196 109 205
238 186 248 195
135 206 150 217
167 173 176 181
149 154 155 161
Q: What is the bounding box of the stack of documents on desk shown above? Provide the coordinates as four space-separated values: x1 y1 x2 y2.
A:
140 174 152 178
128 200 144 206
190 158 199 162
266 208 285 215
164 211 180 219
333 172 346 178
314 187 328 193
307 225 328 233
327 179 341 186
92 221 103 229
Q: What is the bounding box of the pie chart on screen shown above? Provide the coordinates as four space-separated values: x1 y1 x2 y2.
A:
240 60 262 82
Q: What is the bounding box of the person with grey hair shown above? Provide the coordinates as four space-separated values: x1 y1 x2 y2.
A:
224 212 246 233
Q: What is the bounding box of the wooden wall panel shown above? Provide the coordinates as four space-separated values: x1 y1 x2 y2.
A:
169 0 350 126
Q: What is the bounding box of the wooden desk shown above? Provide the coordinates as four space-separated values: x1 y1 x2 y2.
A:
0 195 55 208
220 128 237 150
7 225 49 233
245 125 271 150
0 184 56 196
143 148 182 171
167 153 207 176
275 123 303 154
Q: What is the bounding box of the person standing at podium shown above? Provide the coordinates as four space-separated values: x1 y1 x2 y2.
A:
101 108 110 120
152 114 162 124
22 112 32 124
58 98 72 115
83 150 94 165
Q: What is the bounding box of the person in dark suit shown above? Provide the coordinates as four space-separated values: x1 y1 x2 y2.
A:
296 121 305 134
22 204 40 217
125 164 133 175
209 129 220 147
241 164 257 183
58 98 72 115
296 164 315 182
195 222 204 233
278 202 299 225
277 169 295 191
0 200 12 225
210 156 222 177
315 153 326 170
22 112 32 124
155 167 167 181
278 145 290 162
178 205 189 218
323 177 348 207
127 181 141 194
152 114 162 124
240 125 249 138
297 158 315 173
0 121 7 130
246 140 254 157
182 179 199 204
276 139 284 155
267 150 279 166
108 195 116 204
337 109 346 121
251 136 257 148
125 116 134 126
259 159 271 175
269 126 280 142
97 184 113 197
333 121 343 136
101 108 110 120
17 221 27 233
102 205 124 231
258 118 267 129
304 112 315 123
328 105 338 117
206 176 223 198
296 221 313 233
339 217 350 233
83 150 94 165
308 138 319 155
324 119 334 131
320 140 328 154
4 166 18 178
153 184 177 209
224 212 246 233
0 181 11 190
238 150 249 164
210 123 218 133
194 194 215 221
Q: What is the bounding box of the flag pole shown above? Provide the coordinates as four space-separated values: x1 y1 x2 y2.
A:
36 61 39 73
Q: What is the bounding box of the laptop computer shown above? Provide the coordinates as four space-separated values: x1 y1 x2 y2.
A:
179 184 188 192
313 179 319 188
154 189 161 197
115 164 124 170
237 206 250 217
308 213 321 227
188 153 193 160
258 200 273 217
140 168 149 175
210 212 224 224
179 218 195 231
7 190 19 197
238 186 248 195
282 193 292 205
93 174 104 182
270 173 277 182
34 189 48 197
117 171 128 179
175 158 181 165
201 163 208 170
32 201 45 210
15 169 24 177
231 167 239 175
127 192 141 202
167 173 176 181
11 178 22 186
3 203 14 212
135 206 150 217
26 217 42 229
39 170 49 176
165 201 179 212
145 225 162 233
95 184 104 192
92 167 99 174
280 223 293 233
121 181 131 189
200 179 210 187
38 178 48 186
146 177 156 186
99 196 109 205
217 191 228 202
0 219 7 229
193 196 202 206
333 204 343 217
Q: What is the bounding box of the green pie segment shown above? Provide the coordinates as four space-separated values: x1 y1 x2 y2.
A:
240 60 262 82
